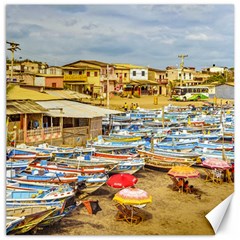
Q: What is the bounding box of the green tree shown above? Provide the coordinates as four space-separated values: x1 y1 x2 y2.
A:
205 74 226 84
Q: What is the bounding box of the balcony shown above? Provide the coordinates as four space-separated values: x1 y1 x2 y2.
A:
158 79 168 84
100 74 118 81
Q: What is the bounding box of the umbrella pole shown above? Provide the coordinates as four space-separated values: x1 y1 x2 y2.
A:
131 205 134 225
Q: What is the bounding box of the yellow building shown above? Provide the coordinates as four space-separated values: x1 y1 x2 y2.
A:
113 64 130 90
62 60 117 97
62 61 101 96
148 67 168 95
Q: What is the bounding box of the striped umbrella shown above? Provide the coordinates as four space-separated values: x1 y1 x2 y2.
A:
113 187 152 205
168 166 200 178
202 158 231 170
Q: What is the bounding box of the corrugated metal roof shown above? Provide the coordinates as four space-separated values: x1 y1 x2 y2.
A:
7 100 48 115
45 90 91 100
36 100 122 118
7 85 59 101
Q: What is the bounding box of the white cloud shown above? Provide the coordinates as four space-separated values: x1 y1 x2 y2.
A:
186 33 211 41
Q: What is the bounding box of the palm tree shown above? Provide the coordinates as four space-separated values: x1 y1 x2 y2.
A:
167 79 180 98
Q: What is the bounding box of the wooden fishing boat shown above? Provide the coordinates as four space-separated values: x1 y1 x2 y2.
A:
10 171 79 184
7 207 56 235
7 148 37 161
6 216 25 234
144 147 200 159
6 178 58 192
28 160 107 175
6 185 75 203
7 147 51 161
196 142 234 151
144 158 193 172
6 160 29 172
138 149 197 164
110 158 145 174
54 155 118 173
93 151 139 160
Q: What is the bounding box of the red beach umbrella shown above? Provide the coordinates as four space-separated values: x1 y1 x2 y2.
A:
106 173 138 188
202 158 231 170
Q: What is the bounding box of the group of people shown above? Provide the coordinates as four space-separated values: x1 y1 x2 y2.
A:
177 178 194 193
123 102 140 111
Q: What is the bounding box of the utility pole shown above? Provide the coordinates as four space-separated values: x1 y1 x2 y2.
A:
7 41 21 82
178 54 188 87
106 65 110 108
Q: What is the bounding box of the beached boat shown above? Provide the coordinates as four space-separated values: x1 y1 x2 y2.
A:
7 207 56 235
6 160 29 172
28 160 107 176
87 136 146 150
110 158 145 174
93 151 139 160
10 170 79 184
6 184 75 203
103 135 142 142
54 155 118 173
138 149 197 164
196 141 234 151
144 158 193 172
6 216 25 234
144 147 200 159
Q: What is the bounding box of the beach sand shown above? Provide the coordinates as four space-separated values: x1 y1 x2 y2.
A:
38 167 234 235
37 95 234 236
85 94 233 110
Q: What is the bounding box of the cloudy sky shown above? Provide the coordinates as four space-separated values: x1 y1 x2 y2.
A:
5 4 234 70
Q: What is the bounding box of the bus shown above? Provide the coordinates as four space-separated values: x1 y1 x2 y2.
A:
171 86 209 101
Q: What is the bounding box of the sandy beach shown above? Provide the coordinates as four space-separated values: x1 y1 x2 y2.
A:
38 167 234 235
37 95 234 236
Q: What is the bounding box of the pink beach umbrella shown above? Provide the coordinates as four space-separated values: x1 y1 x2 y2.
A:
113 187 152 205
202 158 231 170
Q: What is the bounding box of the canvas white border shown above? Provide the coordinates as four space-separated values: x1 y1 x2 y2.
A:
1 0 239 239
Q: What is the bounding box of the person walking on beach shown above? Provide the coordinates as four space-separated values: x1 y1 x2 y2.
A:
130 103 134 110
123 102 128 111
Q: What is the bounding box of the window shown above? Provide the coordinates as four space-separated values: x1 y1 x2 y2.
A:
79 71 82 75
116 73 119 77
179 73 181 77
141 71 145 76
52 83 57 88
69 71 72 75
166 73 168 77
124 73 127 78
189 73 192 79
133 71 136 76
9 114 20 122
87 72 90 77
94 71 98 77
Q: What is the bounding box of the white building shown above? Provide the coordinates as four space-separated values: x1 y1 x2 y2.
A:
130 68 148 81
